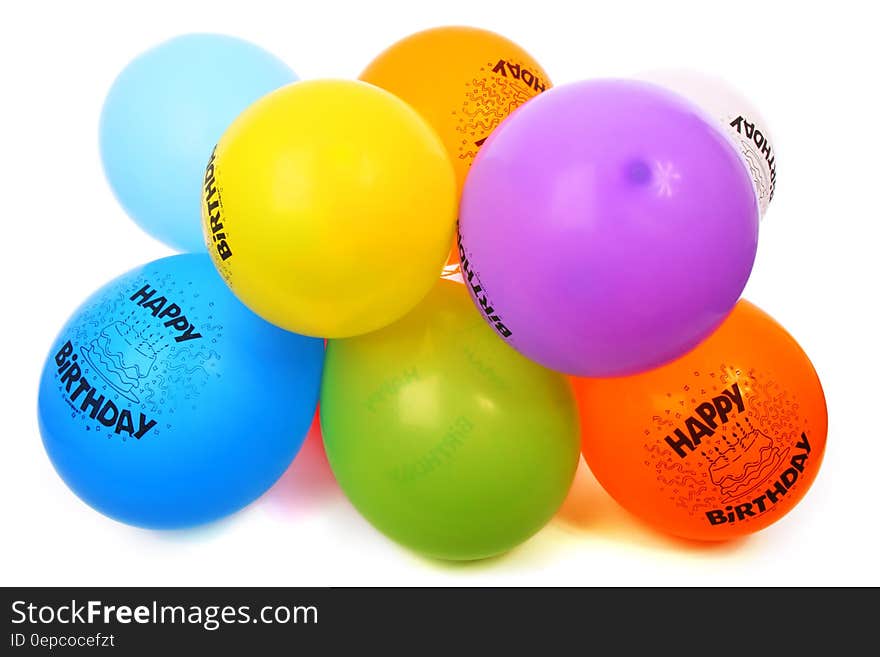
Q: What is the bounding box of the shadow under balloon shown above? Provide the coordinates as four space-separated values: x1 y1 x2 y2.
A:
553 457 748 555
401 457 751 574
143 513 242 543
259 410 344 519
146 411 341 543
148 433 749 559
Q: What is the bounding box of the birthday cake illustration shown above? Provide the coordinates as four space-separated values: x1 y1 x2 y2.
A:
741 145 769 202
80 321 157 402
709 429 789 502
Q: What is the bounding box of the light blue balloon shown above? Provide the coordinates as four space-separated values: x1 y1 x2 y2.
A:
38 254 324 529
99 34 297 252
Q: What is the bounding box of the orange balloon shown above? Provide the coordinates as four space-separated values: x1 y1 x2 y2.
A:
573 300 827 541
361 26 551 193
361 26 551 264
360 27 551 264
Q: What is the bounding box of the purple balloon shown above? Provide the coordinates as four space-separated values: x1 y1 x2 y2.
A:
458 79 759 377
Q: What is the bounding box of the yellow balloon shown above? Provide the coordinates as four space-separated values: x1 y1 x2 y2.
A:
201 79 457 338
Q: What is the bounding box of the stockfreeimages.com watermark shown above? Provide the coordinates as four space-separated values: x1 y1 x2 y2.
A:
11 599 318 633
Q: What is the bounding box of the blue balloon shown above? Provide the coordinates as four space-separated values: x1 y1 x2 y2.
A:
38 254 324 528
99 34 297 252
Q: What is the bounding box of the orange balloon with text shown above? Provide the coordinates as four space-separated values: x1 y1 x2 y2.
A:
573 300 827 541
361 26 551 264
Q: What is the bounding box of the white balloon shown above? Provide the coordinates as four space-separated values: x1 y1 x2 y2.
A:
637 69 777 218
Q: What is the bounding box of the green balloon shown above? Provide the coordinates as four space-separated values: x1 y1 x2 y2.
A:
321 280 580 560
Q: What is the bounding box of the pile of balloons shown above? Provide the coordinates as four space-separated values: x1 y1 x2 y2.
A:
38 28 826 559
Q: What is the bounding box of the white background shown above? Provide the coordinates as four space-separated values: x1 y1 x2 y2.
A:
1 0 877 586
